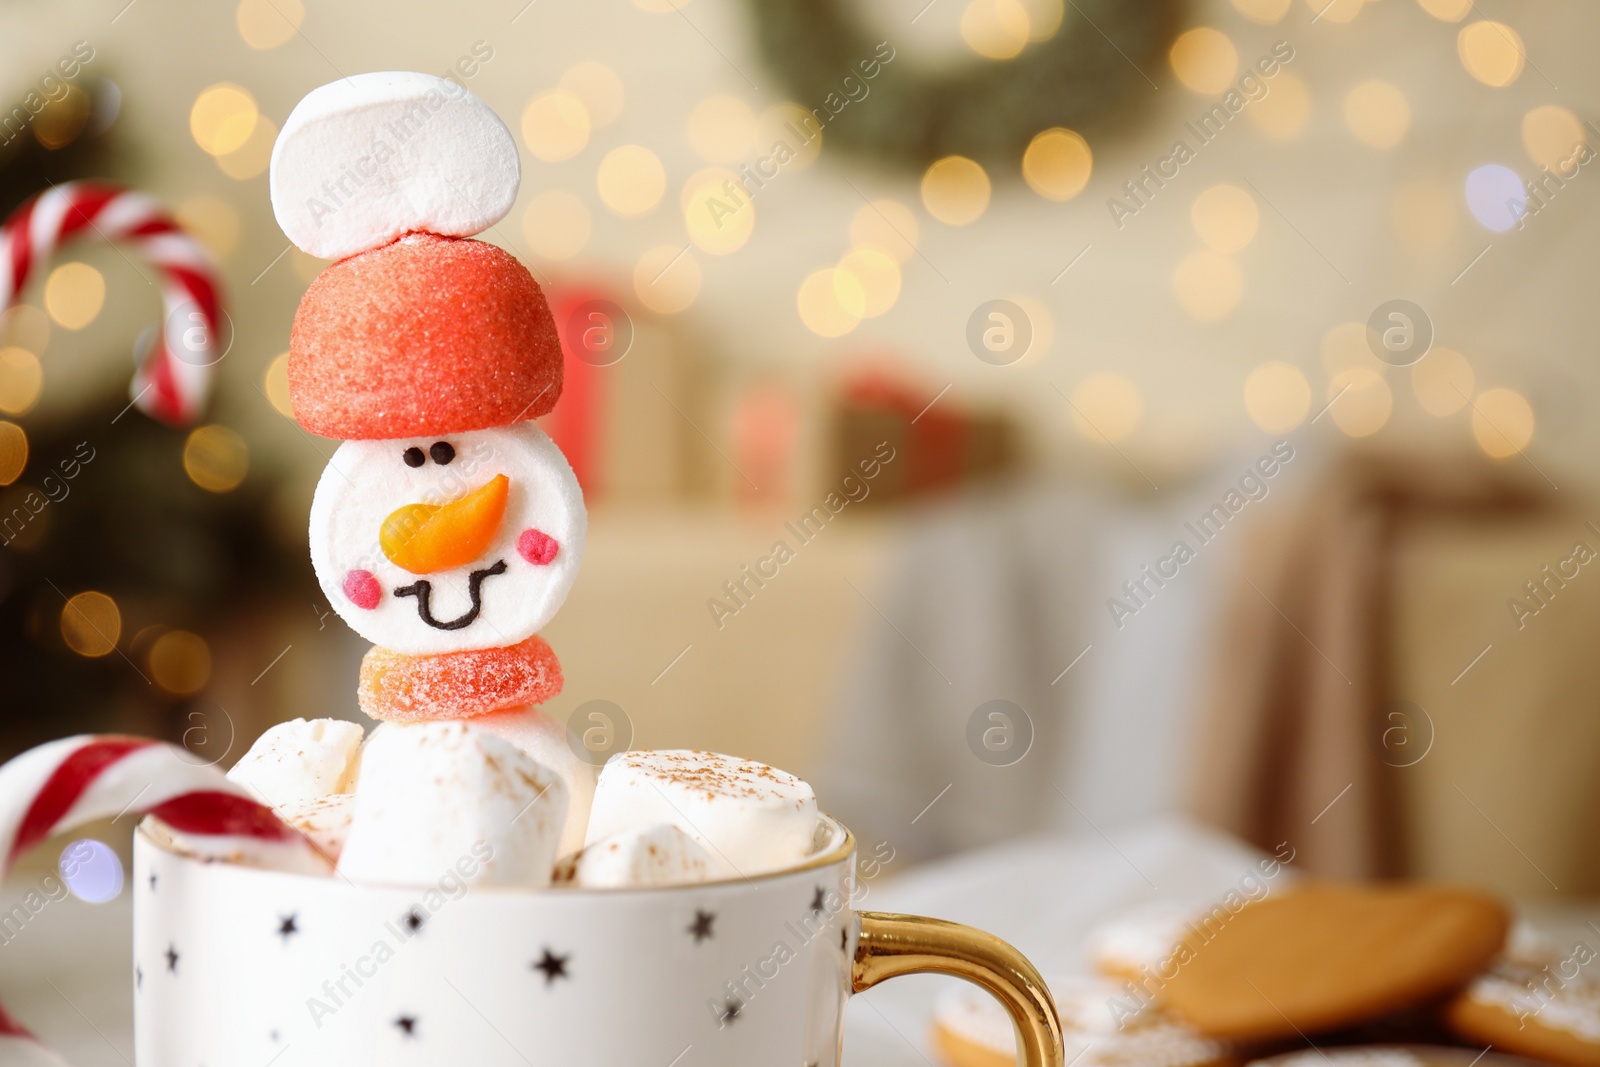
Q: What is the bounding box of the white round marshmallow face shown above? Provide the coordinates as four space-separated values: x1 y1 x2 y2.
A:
309 424 585 656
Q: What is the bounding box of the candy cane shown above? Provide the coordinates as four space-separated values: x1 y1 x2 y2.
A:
1 181 224 425
0 1002 70 1067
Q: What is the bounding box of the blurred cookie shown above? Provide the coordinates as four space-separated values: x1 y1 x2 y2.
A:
1444 939 1600 1067
932 975 1233 1067
1089 899 1220 982
1159 883 1508 1042
1248 1045 1548 1067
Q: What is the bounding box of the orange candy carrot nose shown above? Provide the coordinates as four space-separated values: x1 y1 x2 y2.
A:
380 474 509 575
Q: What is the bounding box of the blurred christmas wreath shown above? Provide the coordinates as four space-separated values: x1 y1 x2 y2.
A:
744 0 1181 170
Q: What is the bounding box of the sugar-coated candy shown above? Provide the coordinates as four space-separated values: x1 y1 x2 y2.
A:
467 705 595 858
289 234 562 441
555 824 714 889
270 72 521 261
357 633 563 722
310 422 586 656
337 721 568 888
225 718 364 808
584 751 819 879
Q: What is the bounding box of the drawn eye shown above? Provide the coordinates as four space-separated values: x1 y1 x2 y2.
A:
402 447 425 468
429 441 456 465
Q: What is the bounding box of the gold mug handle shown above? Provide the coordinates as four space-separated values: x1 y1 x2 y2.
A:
853 911 1064 1066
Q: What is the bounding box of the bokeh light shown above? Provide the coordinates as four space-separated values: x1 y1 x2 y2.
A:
1418 0 1471 21
1022 128 1093 201
190 84 259 156
175 196 243 260
597 145 666 218
32 86 92 150
1191 184 1259 253
0 421 27 485
1169 28 1238 95
850 200 920 264
1023 0 1064 41
1172 250 1243 321
1 306 50 354
797 268 865 338
1231 0 1290 23
264 352 294 418
1458 21 1525 87
1070 373 1142 443
1465 164 1525 233
1522 105 1585 172
61 591 121 657
43 262 105 331
684 168 754 254
0 348 42 415
1319 321 1371 375
558 63 625 128
1412 347 1475 415
522 90 591 162
633 245 701 314
59 840 124 903
236 0 304 50
836 247 901 319
1244 362 1311 432
921 156 991 226
688 95 756 163
217 116 278 180
755 104 823 171
523 190 592 260
961 0 1032 60
149 630 212 695
1471 387 1534 457
184 425 250 493
1246 71 1311 140
1326 368 1392 438
1344 81 1410 150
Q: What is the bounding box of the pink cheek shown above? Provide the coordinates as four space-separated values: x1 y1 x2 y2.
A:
343 569 382 609
518 528 559 566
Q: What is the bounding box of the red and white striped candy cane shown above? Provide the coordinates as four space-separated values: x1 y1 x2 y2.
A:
0 1002 69 1067
1 181 224 425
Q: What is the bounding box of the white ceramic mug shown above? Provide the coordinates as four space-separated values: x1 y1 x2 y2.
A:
133 817 1061 1066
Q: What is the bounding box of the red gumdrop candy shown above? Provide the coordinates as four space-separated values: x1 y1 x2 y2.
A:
343 569 382 609
518 528 559 566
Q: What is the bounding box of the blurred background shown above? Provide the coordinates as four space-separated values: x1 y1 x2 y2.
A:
2 0 1598 961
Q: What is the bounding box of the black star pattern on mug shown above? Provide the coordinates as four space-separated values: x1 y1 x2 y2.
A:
810 887 827 916
720 998 742 1026
278 914 299 943
135 965 143 991
688 910 716 942
165 944 180 974
403 908 426 934
148 872 157 892
533 948 570 986
395 1015 418 1038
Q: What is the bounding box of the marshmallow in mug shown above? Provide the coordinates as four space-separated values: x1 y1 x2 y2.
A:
467 705 595 858
557 824 714 889
225 717 364 808
275 793 356 864
338 721 567 888
585 751 819 879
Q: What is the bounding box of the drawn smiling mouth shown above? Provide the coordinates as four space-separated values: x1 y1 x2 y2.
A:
393 560 508 631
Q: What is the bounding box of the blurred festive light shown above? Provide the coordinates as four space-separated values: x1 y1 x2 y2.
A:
523 190 592 260
61 591 121 657
1470 387 1534 458
1319 321 1370 375
1231 0 1290 23
175 196 242 260
688 95 756 163
1391 179 1456 253
1009 294 1054 362
32 86 92 149
1326 368 1391 438
849 199 919 264
236 0 304 50
149 630 212 695
1022 128 1092 201
1344 80 1410 150
634 0 690 11
1418 0 1471 20
597 145 666 218
0 421 26 485
1169 28 1238 95
1522 105 1585 171
522 90 590 162
43 262 104 331
1458 21 1525 87
633 245 701 314
836 247 900 318
0 306 50 353
961 0 1032 60
558 63 625 128
0 348 42 416
796 268 864 338
1464 164 1525 233
1024 0 1064 41
1069 373 1142 443
59 839 124 903
683 168 754 254
217 116 278 181
183 425 250 493
921 156 991 226
190 84 260 157
755 104 823 171
1412 347 1474 416
264 352 294 418
1246 71 1311 139
1191 184 1259 253
1244 361 1311 432
1172 250 1242 321
1308 0 1363 24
